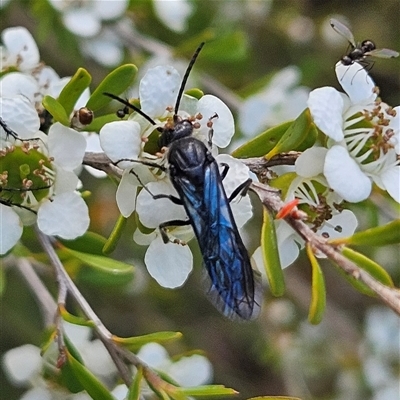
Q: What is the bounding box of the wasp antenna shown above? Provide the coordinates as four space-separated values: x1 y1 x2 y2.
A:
103 92 157 126
174 42 205 116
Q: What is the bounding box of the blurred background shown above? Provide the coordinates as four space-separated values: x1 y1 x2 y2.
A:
1 1 399 399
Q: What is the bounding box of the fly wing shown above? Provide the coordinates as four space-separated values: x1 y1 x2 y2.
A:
366 48 399 58
173 160 262 321
330 18 356 47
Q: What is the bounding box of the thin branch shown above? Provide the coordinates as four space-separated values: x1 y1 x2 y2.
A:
35 228 133 386
14 257 57 327
250 181 400 316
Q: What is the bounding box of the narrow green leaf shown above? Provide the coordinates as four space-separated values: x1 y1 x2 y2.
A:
179 385 238 396
66 351 115 400
42 95 69 125
261 209 285 296
306 244 326 325
59 305 95 328
64 248 133 275
59 231 107 255
184 88 204 100
58 68 92 116
103 214 128 255
87 64 138 111
341 247 394 287
113 331 182 351
333 220 400 246
128 366 143 400
266 109 314 159
232 121 292 158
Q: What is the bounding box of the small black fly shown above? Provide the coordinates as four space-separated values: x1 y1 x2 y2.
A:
105 43 262 320
330 18 399 66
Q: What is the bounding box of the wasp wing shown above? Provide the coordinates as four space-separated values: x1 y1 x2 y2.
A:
330 18 356 47
366 48 399 58
171 154 262 321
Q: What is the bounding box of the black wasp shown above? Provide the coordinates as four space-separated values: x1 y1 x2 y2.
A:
105 43 262 321
330 18 399 65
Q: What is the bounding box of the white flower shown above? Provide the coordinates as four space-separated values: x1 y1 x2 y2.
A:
48 0 129 38
239 66 310 137
153 0 194 33
308 62 399 203
0 101 89 253
253 147 358 270
100 65 249 289
137 342 213 386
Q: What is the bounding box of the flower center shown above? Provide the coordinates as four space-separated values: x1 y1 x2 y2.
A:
0 145 54 208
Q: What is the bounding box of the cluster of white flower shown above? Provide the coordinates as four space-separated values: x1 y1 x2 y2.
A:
2 322 212 399
253 61 399 269
0 27 90 254
99 64 253 289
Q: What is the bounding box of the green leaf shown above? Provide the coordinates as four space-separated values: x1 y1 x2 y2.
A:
65 350 115 400
179 385 237 396
103 214 128 255
87 64 138 111
334 220 400 246
60 305 95 328
332 263 376 296
59 231 107 255
201 31 248 62
42 95 69 125
261 209 285 296
266 109 315 159
306 244 326 325
58 68 92 116
128 366 143 400
184 88 204 100
64 248 133 275
84 113 123 132
269 172 297 200
114 331 182 351
232 121 292 158
341 247 394 287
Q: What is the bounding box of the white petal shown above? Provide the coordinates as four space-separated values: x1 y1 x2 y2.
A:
133 228 156 246
169 355 213 386
0 73 38 103
20 387 52 400
137 343 170 369
335 62 376 105
2 27 40 70
196 95 235 148
63 9 101 37
37 192 89 239
307 87 344 141
317 209 358 241
153 0 193 32
140 66 181 118
324 145 372 202
2 344 42 385
0 95 40 139
295 147 328 177
145 235 193 288
0 205 22 254
48 123 86 170
92 0 128 20
136 180 187 228
276 220 302 268
99 120 142 168
116 169 139 217
54 167 80 194
81 36 123 67
380 165 400 203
